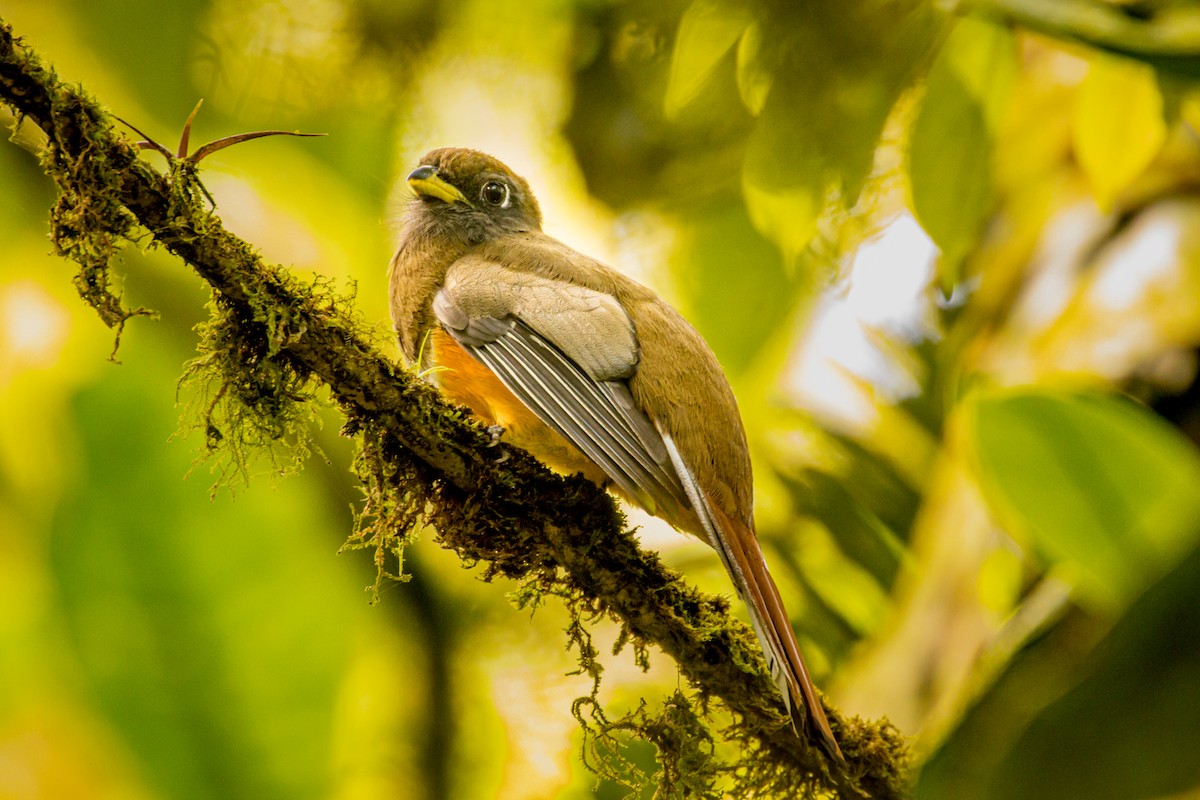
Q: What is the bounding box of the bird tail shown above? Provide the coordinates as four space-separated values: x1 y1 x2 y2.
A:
704 497 843 761
659 437 842 761
708 498 842 761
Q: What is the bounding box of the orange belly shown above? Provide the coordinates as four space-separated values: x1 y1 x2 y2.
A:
431 329 608 484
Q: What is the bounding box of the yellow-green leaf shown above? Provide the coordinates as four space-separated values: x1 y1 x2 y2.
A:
940 17 1017 133
1074 54 1168 211
965 389 1200 611
664 0 752 118
741 178 822 259
909 18 1013 289
735 22 772 116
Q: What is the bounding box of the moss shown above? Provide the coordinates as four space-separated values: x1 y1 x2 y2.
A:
576 691 730 799
339 411 434 599
39 83 153 358
177 291 324 492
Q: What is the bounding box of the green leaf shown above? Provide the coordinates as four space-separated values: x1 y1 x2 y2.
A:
938 17 1017 133
664 0 752 118
740 168 824 259
787 470 906 590
909 18 1014 290
909 73 991 288
1074 54 1168 211
965 389 1200 611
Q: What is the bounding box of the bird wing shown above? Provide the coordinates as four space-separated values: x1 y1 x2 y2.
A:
434 260 690 520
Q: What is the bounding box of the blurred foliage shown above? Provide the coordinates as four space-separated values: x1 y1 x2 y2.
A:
909 17 1015 288
966 389 1200 610
4 0 1200 798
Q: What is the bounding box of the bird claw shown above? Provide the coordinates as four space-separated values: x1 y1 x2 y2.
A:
484 425 510 462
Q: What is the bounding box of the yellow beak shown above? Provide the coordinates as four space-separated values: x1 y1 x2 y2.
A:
407 165 472 205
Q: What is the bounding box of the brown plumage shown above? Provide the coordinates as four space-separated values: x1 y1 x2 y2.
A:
389 147 841 760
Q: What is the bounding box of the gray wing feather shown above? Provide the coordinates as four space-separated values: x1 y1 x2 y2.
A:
453 316 689 519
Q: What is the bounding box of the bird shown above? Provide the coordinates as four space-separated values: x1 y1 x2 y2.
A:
389 147 841 760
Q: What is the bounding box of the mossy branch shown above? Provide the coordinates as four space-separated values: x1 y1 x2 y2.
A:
0 18 907 799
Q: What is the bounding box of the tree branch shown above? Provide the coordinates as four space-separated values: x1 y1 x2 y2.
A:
0 18 906 799
961 0 1200 77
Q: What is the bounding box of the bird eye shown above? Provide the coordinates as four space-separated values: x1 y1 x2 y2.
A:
481 180 510 207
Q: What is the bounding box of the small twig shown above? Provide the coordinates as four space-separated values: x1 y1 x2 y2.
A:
117 96 326 166
962 0 1200 68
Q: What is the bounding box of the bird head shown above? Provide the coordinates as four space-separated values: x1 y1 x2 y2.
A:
406 148 543 243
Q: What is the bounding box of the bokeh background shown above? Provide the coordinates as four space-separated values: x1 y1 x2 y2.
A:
3 1 1200 798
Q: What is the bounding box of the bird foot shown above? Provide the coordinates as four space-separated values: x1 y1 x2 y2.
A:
484 425 510 462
